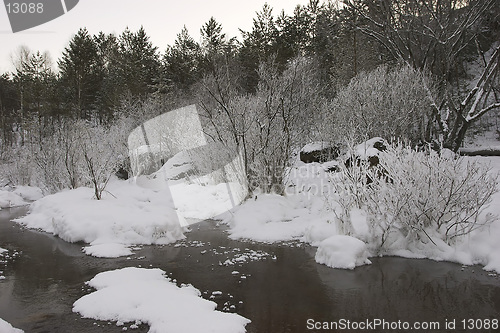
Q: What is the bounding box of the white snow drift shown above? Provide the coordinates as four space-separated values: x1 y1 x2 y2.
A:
0 185 43 209
73 267 250 333
15 180 186 258
226 152 500 272
315 235 371 269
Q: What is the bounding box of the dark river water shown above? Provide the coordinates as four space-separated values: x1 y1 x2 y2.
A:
1 207 500 333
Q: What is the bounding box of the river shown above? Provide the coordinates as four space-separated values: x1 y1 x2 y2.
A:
1 207 499 332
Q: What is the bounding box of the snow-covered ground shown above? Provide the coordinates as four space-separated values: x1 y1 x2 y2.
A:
73 267 250 333
8 139 500 272
14 180 187 258
13 172 244 258
0 318 23 333
0 185 43 210
224 153 500 273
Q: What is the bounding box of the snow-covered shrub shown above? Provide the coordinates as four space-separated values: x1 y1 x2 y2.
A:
1 145 34 187
322 64 434 144
2 119 125 196
331 143 498 251
198 56 323 194
78 121 124 200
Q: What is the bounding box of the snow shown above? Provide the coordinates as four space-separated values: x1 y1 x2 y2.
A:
0 185 44 209
0 318 24 333
14 180 186 258
83 243 134 258
73 267 250 333
0 190 27 208
301 141 331 153
134 145 247 222
12 186 44 201
225 152 500 273
353 137 386 159
227 194 311 243
315 235 372 269
0 247 6 279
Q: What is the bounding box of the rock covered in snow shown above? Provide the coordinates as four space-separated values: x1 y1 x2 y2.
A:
300 141 340 164
315 235 371 269
345 137 387 168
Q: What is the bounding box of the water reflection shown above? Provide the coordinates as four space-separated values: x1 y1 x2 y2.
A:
1 209 499 333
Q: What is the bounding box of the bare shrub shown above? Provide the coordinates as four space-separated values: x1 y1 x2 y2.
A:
198 56 323 194
331 143 498 250
321 65 435 144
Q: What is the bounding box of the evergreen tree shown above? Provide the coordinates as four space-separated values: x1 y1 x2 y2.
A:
238 4 279 92
0 73 19 145
117 26 161 98
163 26 202 92
58 28 103 119
12 48 58 132
199 17 238 76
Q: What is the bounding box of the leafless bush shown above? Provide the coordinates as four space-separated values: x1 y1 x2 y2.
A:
321 64 435 144
331 143 498 250
198 56 323 194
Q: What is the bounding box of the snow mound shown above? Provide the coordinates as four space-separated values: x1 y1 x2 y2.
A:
0 190 27 208
13 186 44 201
354 137 386 159
303 221 338 246
0 318 24 333
83 243 134 258
315 235 372 270
228 194 310 243
14 181 186 258
73 267 250 333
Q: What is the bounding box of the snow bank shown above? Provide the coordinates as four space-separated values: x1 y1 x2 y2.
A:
12 186 44 201
315 235 372 269
14 181 186 258
0 318 24 333
228 194 315 243
135 148 247 222
0 190 27 208
0 185 43 208
73 267 250 333
0 247 6 279
226 152 500 273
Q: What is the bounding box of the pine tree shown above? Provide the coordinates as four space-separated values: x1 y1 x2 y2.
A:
117 26 161 98
163 26 202 92
58 28 103 119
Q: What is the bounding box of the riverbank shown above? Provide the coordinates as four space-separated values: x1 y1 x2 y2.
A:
1 208 499 332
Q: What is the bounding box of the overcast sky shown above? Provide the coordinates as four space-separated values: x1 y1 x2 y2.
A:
0 0 312 73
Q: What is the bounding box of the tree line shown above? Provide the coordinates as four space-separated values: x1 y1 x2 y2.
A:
0 0 499 194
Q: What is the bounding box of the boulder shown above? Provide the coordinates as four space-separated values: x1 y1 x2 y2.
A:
344 137 391 184
345 137 387 168
300 142 340 163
